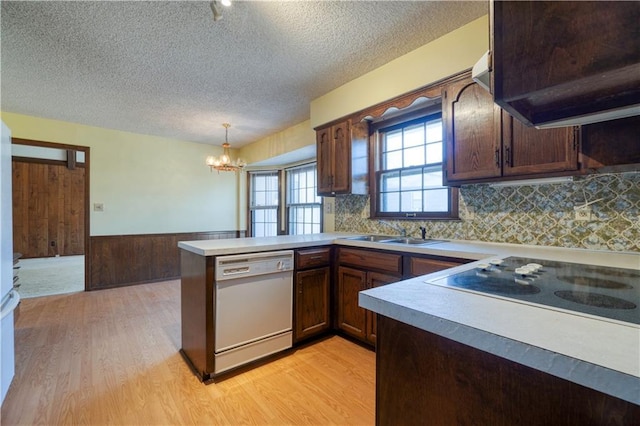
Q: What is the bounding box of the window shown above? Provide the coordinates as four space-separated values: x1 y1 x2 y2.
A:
374 112 458 219
249 171 279 237
286 164 322 235
248 163 322 237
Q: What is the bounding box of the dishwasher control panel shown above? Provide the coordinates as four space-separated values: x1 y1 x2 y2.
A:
215 250 294 281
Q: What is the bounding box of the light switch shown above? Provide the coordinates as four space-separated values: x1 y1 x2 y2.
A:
94 203 104 212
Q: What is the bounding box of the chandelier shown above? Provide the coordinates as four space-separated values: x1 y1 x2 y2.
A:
206 123 246 173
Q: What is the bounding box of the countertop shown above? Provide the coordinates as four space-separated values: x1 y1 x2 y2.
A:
179 233 640 404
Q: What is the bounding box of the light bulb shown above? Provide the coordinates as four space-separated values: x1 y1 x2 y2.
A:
221 0 231 6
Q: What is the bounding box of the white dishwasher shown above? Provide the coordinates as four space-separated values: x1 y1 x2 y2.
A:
214 250 293 374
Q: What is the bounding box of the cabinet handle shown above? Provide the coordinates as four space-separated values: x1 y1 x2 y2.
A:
309 256 323 260
494 149 500 167
505 147 511 167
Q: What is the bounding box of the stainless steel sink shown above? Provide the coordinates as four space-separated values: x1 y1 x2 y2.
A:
383 238 445 245
344 235 445 245
345 235 398 242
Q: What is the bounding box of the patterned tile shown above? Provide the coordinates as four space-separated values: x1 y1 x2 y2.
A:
334 172 640 252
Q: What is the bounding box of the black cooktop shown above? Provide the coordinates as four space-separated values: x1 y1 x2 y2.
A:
428 257 640 325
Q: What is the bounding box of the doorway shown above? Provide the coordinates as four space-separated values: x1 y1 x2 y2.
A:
11 139 90 298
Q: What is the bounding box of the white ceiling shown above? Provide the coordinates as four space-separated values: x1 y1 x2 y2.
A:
1 1 487 148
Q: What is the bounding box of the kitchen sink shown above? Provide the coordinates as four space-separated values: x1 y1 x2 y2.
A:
343 235 445 245
345 235 398 242
383 238 445 245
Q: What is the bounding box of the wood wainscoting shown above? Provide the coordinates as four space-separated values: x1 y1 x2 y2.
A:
88 230 244 290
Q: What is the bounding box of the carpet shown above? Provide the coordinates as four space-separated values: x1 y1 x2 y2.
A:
16 255 85 298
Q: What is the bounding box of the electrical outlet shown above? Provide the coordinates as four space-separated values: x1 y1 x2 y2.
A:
574 207 591 221
324 201 333 214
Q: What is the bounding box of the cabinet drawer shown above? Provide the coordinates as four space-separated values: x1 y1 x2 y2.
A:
339 248 402 275
296 248 331 270
410 257 464 277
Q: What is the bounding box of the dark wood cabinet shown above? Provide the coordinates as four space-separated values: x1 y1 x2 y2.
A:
294 248 331 343
406 256 467 278
491 1 640 128
501 111 578 176
444 76 579 185
316 120 369 196
443 77 501 183
337 266 368 341
364 271 398 345
581 115 640 172
376 315 640 425
337 247 402 345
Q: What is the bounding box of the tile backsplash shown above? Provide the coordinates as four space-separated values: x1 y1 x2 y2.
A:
334 172 640 252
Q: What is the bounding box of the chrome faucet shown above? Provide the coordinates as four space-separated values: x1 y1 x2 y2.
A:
378 220 407 237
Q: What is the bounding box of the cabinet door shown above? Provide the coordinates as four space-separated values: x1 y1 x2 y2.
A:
444 79 502 183
502 112 578 176
409 257 465 278
581 115 640 170
366 271 400 345
295 267 330 343
337 266 367 340
316 127 333 195
331 121 351 194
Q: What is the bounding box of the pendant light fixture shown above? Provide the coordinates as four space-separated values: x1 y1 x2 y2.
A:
206 123 246 173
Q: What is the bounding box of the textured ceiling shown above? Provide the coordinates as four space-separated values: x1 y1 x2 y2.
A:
1 1 487 147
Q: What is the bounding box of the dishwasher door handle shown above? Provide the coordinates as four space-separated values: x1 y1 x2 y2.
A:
221 267 251 276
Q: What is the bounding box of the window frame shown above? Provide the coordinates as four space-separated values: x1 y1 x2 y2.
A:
248 170 281 237
285 163 323 235
247 162 323 237
370 108 459 220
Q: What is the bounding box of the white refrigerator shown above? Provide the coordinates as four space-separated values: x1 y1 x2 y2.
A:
0 120 19 404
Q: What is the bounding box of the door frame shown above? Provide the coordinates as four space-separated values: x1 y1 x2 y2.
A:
11 138 91 291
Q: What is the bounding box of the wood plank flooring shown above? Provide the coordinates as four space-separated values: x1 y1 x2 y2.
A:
1 280 375 425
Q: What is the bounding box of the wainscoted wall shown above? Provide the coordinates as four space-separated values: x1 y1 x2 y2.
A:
335 172 640 252
89 230 244 290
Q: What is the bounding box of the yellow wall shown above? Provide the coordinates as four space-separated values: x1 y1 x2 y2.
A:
309 16 489 128
1 112 240 235
238 120 315 165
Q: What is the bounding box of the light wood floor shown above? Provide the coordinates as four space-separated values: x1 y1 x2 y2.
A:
1 280 375 425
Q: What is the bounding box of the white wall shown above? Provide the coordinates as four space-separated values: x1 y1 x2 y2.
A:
2 112 240 236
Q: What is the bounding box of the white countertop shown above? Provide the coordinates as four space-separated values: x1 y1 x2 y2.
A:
179 233 640 403
178 233 354 256
359 247 640 405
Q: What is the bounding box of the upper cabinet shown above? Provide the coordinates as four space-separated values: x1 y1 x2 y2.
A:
443 77 502 182
316 120 368 196
444 75 578 185
491 1 640 128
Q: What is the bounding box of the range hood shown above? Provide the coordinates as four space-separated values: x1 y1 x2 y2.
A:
471 50 640 129
471 50 491 93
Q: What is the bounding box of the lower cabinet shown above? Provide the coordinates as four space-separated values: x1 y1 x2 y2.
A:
295 267 330 342
406 255 468 278
376 315 640 425
294 248 331 343
337 248 403 345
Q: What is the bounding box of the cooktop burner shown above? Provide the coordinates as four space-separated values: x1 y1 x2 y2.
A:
427 257 640 325
554 291 637 310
